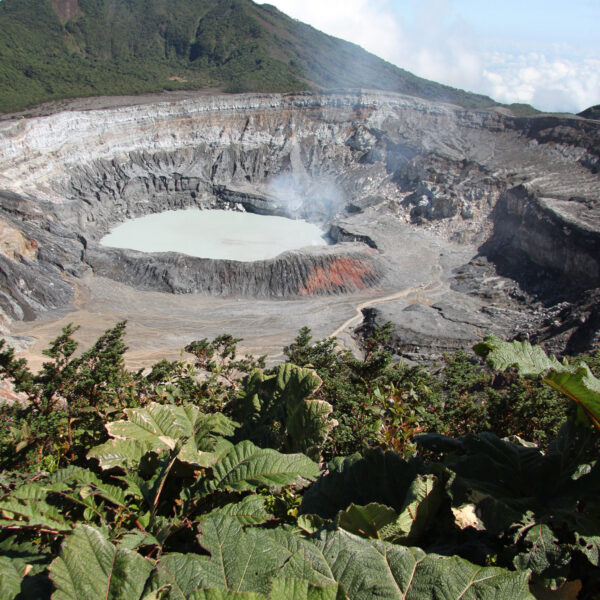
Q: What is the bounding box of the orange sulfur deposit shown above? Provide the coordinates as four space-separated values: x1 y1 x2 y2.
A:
300 257 376 295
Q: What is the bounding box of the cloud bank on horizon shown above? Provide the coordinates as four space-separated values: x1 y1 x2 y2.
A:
259 0 600 113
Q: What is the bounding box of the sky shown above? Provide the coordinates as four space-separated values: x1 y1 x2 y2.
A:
257 0 600 113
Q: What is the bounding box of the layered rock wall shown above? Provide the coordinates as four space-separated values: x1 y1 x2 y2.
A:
483 186 600 288
85 243 382 297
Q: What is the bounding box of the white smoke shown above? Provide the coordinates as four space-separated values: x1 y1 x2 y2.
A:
267 172 346 223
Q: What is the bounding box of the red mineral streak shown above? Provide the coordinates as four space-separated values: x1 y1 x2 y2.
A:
300 258 373 295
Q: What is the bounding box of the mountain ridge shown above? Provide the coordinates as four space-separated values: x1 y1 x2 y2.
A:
0 0 499 113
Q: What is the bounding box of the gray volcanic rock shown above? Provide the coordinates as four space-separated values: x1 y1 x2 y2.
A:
481 185 600 287
356 290 502 363
0 91 599 360
84 243 382 297
361 303 480 361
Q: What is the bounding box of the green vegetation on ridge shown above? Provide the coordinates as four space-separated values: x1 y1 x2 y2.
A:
0 0 498 113
579 105 600 120
0 322 599 598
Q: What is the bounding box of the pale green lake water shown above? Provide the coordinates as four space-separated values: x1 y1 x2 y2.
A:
100 209 327 261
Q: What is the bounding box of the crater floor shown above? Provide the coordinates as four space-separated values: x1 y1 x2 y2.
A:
10 215 475 370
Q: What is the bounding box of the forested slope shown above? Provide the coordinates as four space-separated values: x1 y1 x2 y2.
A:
0 0 497 112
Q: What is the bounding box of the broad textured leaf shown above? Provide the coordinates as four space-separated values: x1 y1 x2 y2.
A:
152 554 214 600
153 516 336 598
89 404 238 470
234 364 334 459
154 516 533 600
298 514 328 534
45 466 130 510
545 366 600 428
0 556 25 600
513 524 570 576
576 533 600 566
0 538 52 600
474 336 600 428
0 467 131 530
50 525 153 600
336 475 442 543
312 529 534 600
300 450 428 519
200 440 319 496
275 364 322 401
188 590 265 600
119 530 161 551
269 578 347 600
285 396 336 460
474 336 565 375
88 439 155 470
142 589 172 600
419 433 554 506
0 482 71 531
188 584 344 600
202 495 272 526
106 404 236 446
336 503 399 540
153 518 287 598
393 474 444 544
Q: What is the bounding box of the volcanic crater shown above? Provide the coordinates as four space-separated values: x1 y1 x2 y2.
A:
1 90 599 366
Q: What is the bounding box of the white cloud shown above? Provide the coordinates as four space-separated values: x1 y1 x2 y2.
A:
258 0 600 113
481 53 600 113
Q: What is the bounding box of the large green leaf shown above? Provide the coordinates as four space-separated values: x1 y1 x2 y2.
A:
186 580 346 600
44 466 130 510
188 590 264 600
153 516 533 600
0 537 52 600
200 440 320 496
300 450 428 519
268 579 346 600
577 533 600 567
87 439 156 471
545 366 600 429
233 364 335 460
50 525 153 600
202 495 272 527
0 467 136 533
474 336 566 376
0 482 71 531
393 473 444 544
271 364 333 459
152 517 338 598
336 502 399 540
417 428 586 524
152 517 288 598
416 424 600 578
513 524 571 577
0 556 25 600
311 528 534 600
88 404 238 470
335 473 449 545
474 335 600 428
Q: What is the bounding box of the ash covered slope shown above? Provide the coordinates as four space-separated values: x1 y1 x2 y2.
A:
0 0 496 113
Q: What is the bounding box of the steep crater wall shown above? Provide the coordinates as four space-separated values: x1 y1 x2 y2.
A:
482 186 600 291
